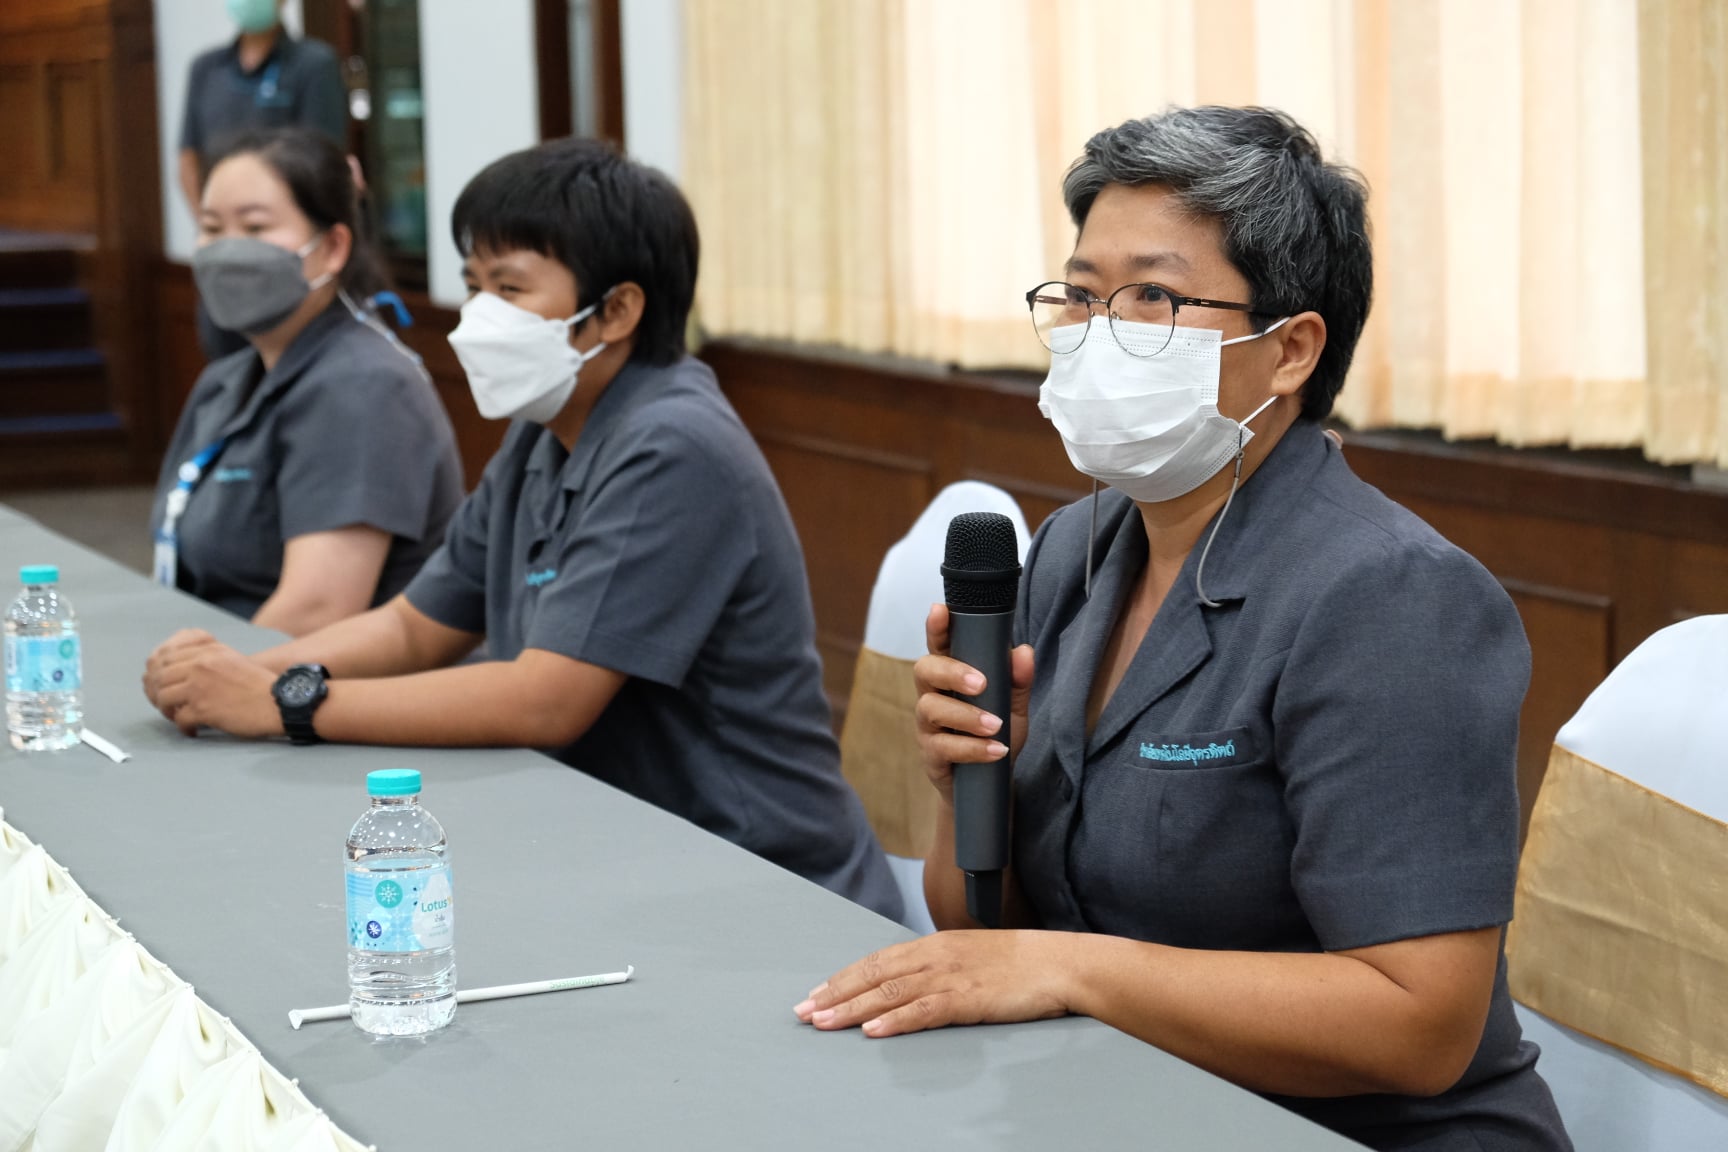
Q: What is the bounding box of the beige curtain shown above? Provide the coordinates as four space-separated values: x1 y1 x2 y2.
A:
1639 0 1728 468
684 0 1720 465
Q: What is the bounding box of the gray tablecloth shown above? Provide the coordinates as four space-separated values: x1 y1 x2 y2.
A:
0 502 1357 1150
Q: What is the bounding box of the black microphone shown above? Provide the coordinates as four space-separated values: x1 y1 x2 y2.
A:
941 512 1021 929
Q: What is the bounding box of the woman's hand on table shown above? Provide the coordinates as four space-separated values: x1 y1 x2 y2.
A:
143 630 281 738
913 604 1034 805
793 930 1073 1038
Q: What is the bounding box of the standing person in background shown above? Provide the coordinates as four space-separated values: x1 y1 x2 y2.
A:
179 0 348 360
149 127 462 638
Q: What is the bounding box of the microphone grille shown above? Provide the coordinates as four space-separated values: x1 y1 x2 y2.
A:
942 513 1020 611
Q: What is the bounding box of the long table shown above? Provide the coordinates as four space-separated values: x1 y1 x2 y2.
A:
0 502 1358 1150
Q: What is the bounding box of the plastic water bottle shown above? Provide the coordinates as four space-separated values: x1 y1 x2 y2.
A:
346 768 457 1035
4 565 83 752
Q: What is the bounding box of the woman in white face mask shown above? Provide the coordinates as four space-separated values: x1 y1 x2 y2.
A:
798 108 1570 1152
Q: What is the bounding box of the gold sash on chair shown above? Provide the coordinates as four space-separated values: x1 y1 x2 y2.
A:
838 647 937 859
1507 744 1728 1097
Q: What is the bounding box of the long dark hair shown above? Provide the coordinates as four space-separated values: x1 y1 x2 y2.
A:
202 126 389 302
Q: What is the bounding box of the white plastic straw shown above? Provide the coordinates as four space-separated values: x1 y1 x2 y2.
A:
288 966 635 1029
80 729 130 763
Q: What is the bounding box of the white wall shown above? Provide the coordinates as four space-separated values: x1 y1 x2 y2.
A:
621 0 682 181
152 0 684 307
418 1 540 304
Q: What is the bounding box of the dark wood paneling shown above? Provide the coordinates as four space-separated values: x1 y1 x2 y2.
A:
755 431 934 713
0 0 164 491
591 0 624 146
1501 581 1614 832
534 0 624 145
701 340 1728 833
0 8 106 235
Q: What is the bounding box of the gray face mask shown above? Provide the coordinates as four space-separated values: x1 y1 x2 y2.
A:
191 235 331 336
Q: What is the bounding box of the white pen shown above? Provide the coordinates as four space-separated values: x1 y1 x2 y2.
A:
288 966 635 1029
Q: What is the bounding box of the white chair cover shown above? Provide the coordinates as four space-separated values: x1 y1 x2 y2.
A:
1515 614 1728 1150
861 481 1032 933
0 814 366 1152
863 480 1033 660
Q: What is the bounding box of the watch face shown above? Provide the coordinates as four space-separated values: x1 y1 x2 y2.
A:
280 671 318 707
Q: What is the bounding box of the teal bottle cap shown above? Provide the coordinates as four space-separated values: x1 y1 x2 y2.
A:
367 768 423 797
19 565 58 585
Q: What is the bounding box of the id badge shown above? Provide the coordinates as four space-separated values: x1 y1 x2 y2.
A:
153 532 177 589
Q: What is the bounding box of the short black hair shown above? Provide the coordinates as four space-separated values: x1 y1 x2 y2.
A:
1064 107 1373 421
204 126 390 301
451 137 699 366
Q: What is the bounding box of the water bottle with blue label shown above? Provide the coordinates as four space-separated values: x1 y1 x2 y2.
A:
346 768 457 1035
4 565 83 752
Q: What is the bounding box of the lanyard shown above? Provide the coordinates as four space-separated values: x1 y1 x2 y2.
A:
152 437 228 588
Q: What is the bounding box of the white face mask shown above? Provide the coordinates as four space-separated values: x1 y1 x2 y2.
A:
1037 315 1288 503
447 291 610 424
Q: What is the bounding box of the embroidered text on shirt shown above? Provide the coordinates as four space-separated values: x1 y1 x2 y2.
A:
525 568 558 588
1140 740 1237 765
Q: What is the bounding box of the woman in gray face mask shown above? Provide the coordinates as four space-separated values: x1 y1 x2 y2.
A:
148 127 463 637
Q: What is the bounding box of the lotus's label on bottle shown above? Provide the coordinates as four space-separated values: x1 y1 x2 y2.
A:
347 864 454 952
4 635 81 694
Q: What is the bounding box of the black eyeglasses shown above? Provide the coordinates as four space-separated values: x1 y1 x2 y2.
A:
1026 280 1263 358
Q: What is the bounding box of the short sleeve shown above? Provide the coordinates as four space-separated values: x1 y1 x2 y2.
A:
179 56 207 154
1274 541 1530 952
295 41 348 145
401 465 495 635
272 354 444 544
524 424 755 687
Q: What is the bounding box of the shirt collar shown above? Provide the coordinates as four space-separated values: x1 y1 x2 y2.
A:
226 32 291 77
214 303 349 436
556 359 667 494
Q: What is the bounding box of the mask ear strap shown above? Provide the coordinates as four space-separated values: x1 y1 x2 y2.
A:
1194 436 1245 609
1219 314 1291 347
1085 478 1099 600
1241 393 1279 428
1192 393 1278 607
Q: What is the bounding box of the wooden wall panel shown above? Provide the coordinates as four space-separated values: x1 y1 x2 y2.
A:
756 433 934 710
0 67 41 203
0 7 107 236
0 0 164 490
702 340 1728 837
1501 581 1614 832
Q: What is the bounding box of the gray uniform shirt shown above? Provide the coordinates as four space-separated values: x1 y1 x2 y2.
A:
403 357 902 920
1013 422 1571 1152
151 304 464 620
180 35 346 161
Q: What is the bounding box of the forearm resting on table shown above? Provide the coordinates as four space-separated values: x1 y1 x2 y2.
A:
252 596 478 679
923 796 1037 930
1055 929 1497 1099
309 651 624 749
